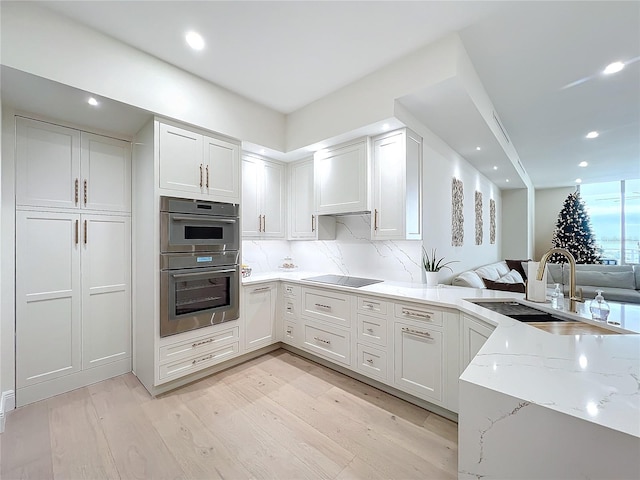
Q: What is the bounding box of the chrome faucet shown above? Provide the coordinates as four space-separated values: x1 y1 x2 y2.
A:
536 248 584 313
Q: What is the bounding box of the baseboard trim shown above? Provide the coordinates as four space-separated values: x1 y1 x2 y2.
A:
0 390 16 434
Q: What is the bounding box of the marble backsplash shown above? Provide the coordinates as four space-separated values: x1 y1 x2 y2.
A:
241 215 423 283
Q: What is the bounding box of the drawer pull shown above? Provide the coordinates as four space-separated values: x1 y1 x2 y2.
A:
314 303 332 310
314 336 331 345
252 286 271 293
286 329 292 335
364 302 375 309
192 338 214 348
402 327 432 338
366 327 374 333
366 358 374 364
285 287 294 294
192 353 214 365
401 308 432 320
286 305 293 311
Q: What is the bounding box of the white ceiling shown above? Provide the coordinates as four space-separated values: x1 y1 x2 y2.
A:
13 1 640 189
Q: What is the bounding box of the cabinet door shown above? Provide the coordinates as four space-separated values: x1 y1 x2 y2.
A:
81 214 131 370
372 131 405 239
461 315 495 372
204 135 240 202
394 321 443 402
261 160 285 238
241 157 262 237
315 139 369 215
81 132 131 212
288 158 316 239
16 210 81 389
158 122 203 194
16 117 81 209
243 284 277 351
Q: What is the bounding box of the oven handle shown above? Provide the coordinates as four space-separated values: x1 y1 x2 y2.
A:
171 269 237 279
171 215 237 224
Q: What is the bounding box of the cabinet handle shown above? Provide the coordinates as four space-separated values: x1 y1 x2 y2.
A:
262 215 266 232
192 353 214 365
75 220 79 245
313 336 331 345
192 338 214 348
402 327 432 338
401 308 431 320
286 329 292 335
366 358 374 364
364 302 376 310
252 286 271 293
200 164 203 188
311 214 316 232
314 303 332 310
366 327 374 333
374 209 378 231
206 165 209 188
83 180 88 205
83 220 87 244
74 179 79 205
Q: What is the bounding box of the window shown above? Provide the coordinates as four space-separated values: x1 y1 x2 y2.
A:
580 180 639 265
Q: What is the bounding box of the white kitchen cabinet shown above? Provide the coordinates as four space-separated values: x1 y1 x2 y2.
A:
241 154 285 238
393 319 443 402
158 120 240 202
314 138 370 215
461 314 495 372
371 128 422 240
243 283 278 352
288 158 316 239
16 117 131 212
15 210 131 405
302 319 351 366
81 214 131 370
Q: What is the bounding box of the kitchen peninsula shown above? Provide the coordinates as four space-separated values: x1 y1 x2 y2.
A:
244 271 640 480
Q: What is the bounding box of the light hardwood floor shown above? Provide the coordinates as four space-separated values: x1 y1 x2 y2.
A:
1 349 458 479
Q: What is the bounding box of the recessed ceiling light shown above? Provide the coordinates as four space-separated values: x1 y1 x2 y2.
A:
575 178 582 184
87 97 99 106
586 131 599 139
493 166 498 170
505 179 510 183
603 61 624 75
579 161 588 167
185 31 205 51
476 146 481 151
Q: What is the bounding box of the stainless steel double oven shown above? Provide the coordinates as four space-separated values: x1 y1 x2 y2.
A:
160 196 240 337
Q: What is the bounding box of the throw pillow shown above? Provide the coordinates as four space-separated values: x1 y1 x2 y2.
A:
482 278 526 293
506 259 530 280
496 269 525 284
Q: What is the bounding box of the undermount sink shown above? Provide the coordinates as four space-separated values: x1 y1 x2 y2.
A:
470 300 577 323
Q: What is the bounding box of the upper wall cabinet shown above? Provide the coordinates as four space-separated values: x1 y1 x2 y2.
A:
158 120 240 203
16 117 131 213
242 153 285 239
314 138 370 215
371 128 422 240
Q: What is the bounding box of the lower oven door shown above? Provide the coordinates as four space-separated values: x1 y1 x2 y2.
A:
160 264 240 337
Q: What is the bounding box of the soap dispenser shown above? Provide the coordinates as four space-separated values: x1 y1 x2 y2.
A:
589 290 610 322
551 283 564 310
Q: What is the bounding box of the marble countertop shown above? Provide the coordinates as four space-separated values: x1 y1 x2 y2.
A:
243 271 640 438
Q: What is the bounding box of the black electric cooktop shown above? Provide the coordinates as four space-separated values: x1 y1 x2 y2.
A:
302 274 383 288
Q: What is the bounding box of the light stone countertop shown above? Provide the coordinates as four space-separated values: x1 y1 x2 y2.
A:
243 271 640 439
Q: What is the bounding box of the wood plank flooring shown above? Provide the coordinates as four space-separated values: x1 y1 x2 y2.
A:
1 349 458 479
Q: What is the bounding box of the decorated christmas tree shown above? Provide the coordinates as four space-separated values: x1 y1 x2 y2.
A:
550 191 602 264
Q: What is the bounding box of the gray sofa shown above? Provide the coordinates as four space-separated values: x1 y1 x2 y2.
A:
452 261 640 304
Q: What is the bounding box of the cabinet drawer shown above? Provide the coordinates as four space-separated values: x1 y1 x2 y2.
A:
302 321 351 366
356 344 387 382
159 327 239 364
394 303 443 326
283 321 298 346
282 296 301 322
283 283 301 298
357 313 387 347
357 296 387 316
158 342 239 381
302 288 351 327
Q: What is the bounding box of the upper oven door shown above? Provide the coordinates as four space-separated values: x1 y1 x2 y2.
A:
161 211 239 253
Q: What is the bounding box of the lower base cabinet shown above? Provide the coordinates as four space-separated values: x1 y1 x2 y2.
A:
355 343 388 382
243 283 277 352
302 318 351 366
393 320 443 402
461 314 495 371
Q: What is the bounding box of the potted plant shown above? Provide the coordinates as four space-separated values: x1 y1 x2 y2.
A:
422 248 458 287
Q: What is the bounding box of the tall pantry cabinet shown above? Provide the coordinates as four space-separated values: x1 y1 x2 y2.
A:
14 116 132 406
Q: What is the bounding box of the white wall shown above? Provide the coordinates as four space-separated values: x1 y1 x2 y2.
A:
501 189 531 260
0 2 285 151
535 187 575 260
